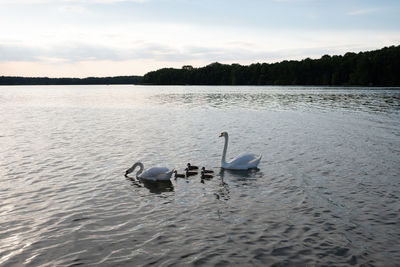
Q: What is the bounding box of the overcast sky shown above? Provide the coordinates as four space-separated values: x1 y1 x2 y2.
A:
0 0 399 77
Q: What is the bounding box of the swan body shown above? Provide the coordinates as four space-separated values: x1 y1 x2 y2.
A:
125 162 174 181
219 131 262 170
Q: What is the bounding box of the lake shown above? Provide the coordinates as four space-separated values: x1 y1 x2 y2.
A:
1 85 399 266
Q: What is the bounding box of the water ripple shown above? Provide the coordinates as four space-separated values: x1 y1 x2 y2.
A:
1 86 399 266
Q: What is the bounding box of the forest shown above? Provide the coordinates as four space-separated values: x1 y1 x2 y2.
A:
141 45 400 86
0 76 142 85
1 45 399 86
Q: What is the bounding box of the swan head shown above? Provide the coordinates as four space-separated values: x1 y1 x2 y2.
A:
124 167 133 177
124 162 141 177
219 132 227 137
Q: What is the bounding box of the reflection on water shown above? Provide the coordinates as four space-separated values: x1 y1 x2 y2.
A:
2 85 399 114
219 167 261 179
150 89 400 114
126 176 174 194
215 175 230 201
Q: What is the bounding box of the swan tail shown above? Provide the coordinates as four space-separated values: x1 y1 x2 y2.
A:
155 169 174 180
249 155 262 168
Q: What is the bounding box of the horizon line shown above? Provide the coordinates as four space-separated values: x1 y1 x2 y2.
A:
1 45 398 79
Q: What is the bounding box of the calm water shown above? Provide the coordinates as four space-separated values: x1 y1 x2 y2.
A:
1 85 399 266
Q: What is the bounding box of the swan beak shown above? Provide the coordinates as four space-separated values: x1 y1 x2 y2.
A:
219 133 223 137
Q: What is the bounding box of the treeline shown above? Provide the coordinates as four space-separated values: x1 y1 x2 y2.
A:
0 75 142 85
142 45 400 86
2 46 399 86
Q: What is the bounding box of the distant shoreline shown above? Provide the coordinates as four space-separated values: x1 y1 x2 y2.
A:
1 45 399 87
0 76 142 86
2 84 399 90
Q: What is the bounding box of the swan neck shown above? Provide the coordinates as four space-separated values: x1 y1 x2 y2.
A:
135 162 144 177
221 133 229 165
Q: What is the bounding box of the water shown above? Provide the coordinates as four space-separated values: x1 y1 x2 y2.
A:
1 85 399 266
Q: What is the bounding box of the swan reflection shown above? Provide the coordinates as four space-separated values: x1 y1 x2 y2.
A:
219 168 261 179
125 176 174 194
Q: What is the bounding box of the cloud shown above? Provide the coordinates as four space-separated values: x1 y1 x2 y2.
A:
347 8 378 16
57 5 86 13
0 44 39 61
0 40 375 67
1 24 400 77
0 41 198 63
2 27 400 65
0 43 119 62
0 42 248 64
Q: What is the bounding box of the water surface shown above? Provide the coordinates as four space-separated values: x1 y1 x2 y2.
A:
1 85 399 266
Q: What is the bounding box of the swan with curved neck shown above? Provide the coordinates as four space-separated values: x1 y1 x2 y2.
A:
125 162 174 181
219 131 262 170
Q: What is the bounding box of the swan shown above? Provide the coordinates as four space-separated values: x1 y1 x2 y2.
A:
219 131 262 170
124 162 174 181
187 163 199 170
201 167 214 173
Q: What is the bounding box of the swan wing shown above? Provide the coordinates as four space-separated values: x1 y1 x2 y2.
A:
224 153 262 170
248 154 262 168
153 169 174 181
139 167 171 181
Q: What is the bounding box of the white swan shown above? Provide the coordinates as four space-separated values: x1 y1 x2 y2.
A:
219 131 262 170
125 162 174 181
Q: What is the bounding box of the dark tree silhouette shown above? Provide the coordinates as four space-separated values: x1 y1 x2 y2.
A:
0 76 142 85
2 46 399 86
141 45 400 86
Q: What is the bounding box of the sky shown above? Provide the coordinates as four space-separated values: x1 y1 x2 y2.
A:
0 0 399 77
